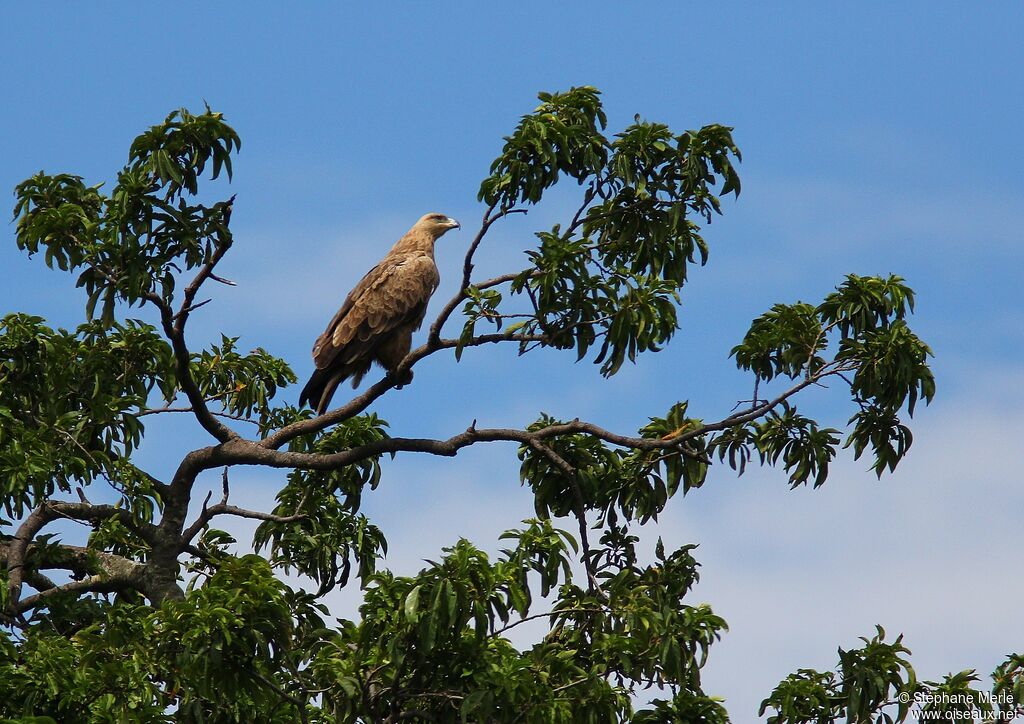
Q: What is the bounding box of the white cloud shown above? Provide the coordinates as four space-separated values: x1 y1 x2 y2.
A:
655 390 1024 718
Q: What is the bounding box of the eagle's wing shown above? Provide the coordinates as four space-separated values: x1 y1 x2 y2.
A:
312 254 439 371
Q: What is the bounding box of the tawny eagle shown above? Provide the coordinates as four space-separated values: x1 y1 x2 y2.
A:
299 212 461 414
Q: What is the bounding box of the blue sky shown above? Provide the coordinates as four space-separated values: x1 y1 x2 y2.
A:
2 3 1023 719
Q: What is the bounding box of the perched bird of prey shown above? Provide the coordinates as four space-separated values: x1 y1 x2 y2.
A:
299 212 461 414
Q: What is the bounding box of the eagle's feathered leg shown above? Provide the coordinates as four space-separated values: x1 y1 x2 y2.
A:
376 330 414 387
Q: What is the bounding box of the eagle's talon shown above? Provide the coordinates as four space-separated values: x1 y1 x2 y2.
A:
389 368 414 388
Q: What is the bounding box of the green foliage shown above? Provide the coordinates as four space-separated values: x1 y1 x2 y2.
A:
724 274 935 481
156 555 298 719
519 405 708 527
14 107 239 325
128 106 241 198
0 314 173 517
761 627 916 723
917 670 993 721
762 634 1024 723
191 334 297 421
817 273 915 339
634 401 709 495
751 404 840 488
760 669 839 724
732 302 826 382
0 557 317 723
993 654 1024 715
480 86 608 208
476 87 741 378
303 522 726 722
632 690 730 723
253 414 390 592
457 285 505 360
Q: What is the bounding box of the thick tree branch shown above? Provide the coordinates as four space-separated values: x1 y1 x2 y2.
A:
4 499 156 608
233 364 845 476
14 572 142 615
5 504 55 606
1 539 138 580
3 534 145 615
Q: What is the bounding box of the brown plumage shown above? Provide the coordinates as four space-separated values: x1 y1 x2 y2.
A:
299 212 460 414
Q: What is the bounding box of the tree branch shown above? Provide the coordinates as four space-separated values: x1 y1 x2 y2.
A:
14 572 142 615
252 670 309 724
182 468 307 543
489 606 609 637
144 290 236 443
526 440 602 596
1 539 138 580
427 204 526 347
234 364 844 477
4 499 156 608
261 330 547 451
138 404 260 425
2 533 145 615
176 195 236 335
140 199 240 444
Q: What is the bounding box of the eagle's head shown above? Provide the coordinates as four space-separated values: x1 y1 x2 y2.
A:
415 212 461 238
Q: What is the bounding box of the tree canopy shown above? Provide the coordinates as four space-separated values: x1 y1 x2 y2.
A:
1 88 1014 723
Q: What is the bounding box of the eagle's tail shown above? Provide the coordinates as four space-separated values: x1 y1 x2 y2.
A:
298 363 371 415
298 368 332 414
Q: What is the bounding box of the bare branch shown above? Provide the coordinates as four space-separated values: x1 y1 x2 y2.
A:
552 677 591 695
567 182 597 233
238 363 846 477
136 197 239 444
173 297 213 321
2 535 145 615
14 573 141 615
208 272 237 287
5 497 159 610
5 504 58 606
1 540 137 578
138 404 260 425
176 195 236 334
427 204 526 347
252 669 309 723
182 468 307 543
143 290 236 443
489 606 608 637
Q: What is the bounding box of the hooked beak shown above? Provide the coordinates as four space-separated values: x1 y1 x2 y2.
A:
447 217 461 230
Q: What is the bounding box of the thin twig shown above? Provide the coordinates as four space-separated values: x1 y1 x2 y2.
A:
527 440 603 598
489 606 608 637
427 204 526 347
181 468 307 543
137 405 260 425
251 670 309 724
